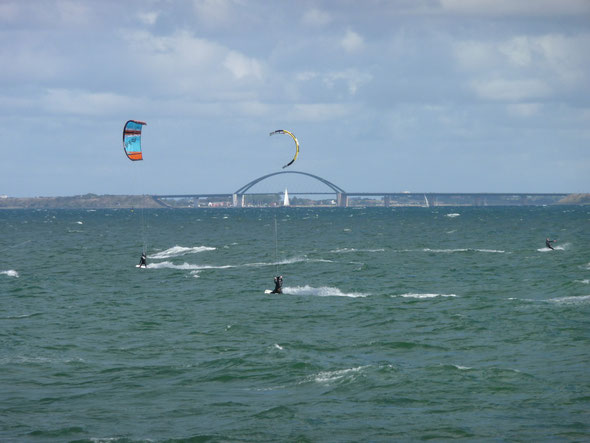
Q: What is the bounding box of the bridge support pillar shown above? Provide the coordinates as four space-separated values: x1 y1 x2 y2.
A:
232 193 244 208
337 193 348 207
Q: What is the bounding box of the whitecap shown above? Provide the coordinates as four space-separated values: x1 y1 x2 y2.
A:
76 221 83 225
330 248 384 253
423 248 504 253
284 285 368 298
244 256 333 268
424 248 469 253
273 344 284 350
312 366 369 384
546 295 590 305
395 293 457 299
452 364 472 370
149 245 216 259
147 261 232 271
1 270 19 278
445 213 460 218
577 279 589 285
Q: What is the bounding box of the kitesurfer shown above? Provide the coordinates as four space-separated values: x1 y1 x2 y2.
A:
139 252 147 267
271 275 283 294
545 238 555 250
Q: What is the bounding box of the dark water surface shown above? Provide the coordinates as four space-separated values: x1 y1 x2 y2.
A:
1 207 589 441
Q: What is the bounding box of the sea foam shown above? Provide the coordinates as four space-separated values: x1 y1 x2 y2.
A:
147 261 232 271
149 245 216 259
547 295 590 305
395 293 457 299
284 285 368 298
1 270 19 278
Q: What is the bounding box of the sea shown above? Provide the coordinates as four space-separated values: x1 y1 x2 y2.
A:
1 206 589 442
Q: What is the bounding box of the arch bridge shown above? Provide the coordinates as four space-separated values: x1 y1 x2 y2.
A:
232 170 346 207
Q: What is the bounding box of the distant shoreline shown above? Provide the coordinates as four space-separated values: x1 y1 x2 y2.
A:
0 193 588 209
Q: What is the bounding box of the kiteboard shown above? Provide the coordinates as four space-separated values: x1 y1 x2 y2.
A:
264 290 272 294
135 264 148 268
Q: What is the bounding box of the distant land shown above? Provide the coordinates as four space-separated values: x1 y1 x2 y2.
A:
0 193 589 209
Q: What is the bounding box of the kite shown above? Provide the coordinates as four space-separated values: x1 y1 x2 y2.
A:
123 120 147 161
269 129 299 169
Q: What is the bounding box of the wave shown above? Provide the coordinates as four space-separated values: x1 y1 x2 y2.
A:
329 248 385 254
147 261 233 271
445 213 460 218
394 293 457 299
422 248 505 253
283 285 368 298
149 245 216 259
546 295 590 305
306 365 369 384
146 255 331 274
244 256 334 268
1 270 19 278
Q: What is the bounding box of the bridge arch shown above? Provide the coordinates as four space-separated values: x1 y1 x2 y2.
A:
234 170 346 195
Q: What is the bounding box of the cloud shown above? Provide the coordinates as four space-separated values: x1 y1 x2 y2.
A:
224 51 263 80
302 8 331 26
192 0 246 27
439 0 590 16
138 11 159 26
341 29 364 53
454 33 590 102
55 0 91 25
506 103 543 117
40 89 143 115
471 78 551 101
125 30 265 98
291 103 354 121
322 69 372 95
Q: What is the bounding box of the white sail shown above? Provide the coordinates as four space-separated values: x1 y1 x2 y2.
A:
424 194 430 207
283 188 290 206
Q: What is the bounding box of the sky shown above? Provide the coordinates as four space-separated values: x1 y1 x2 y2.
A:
1 0 589 197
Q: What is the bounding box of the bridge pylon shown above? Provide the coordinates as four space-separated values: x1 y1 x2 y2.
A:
232 193 245 208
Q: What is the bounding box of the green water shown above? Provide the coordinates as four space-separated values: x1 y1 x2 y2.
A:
1 207 589 441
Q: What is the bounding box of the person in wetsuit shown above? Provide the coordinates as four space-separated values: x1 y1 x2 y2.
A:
271 275 283 294
545 238 555 250
139 252 148 267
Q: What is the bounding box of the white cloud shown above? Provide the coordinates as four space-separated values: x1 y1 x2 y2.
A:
224 51 263 80
125 30 265 97
192 0 244 27
41 89 142 115
499 37 534 67
506 103 542 117
341 29 364 53
322 70 372 95
471 78 551 101
302 8 331 26
455 33 590 102
453 40 497 71
56 0 91 25
440 0 590 16
291 103 353 121
0 37 68 82
138 11 159 26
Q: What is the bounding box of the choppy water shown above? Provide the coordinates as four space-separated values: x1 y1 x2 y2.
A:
1 207 589 441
